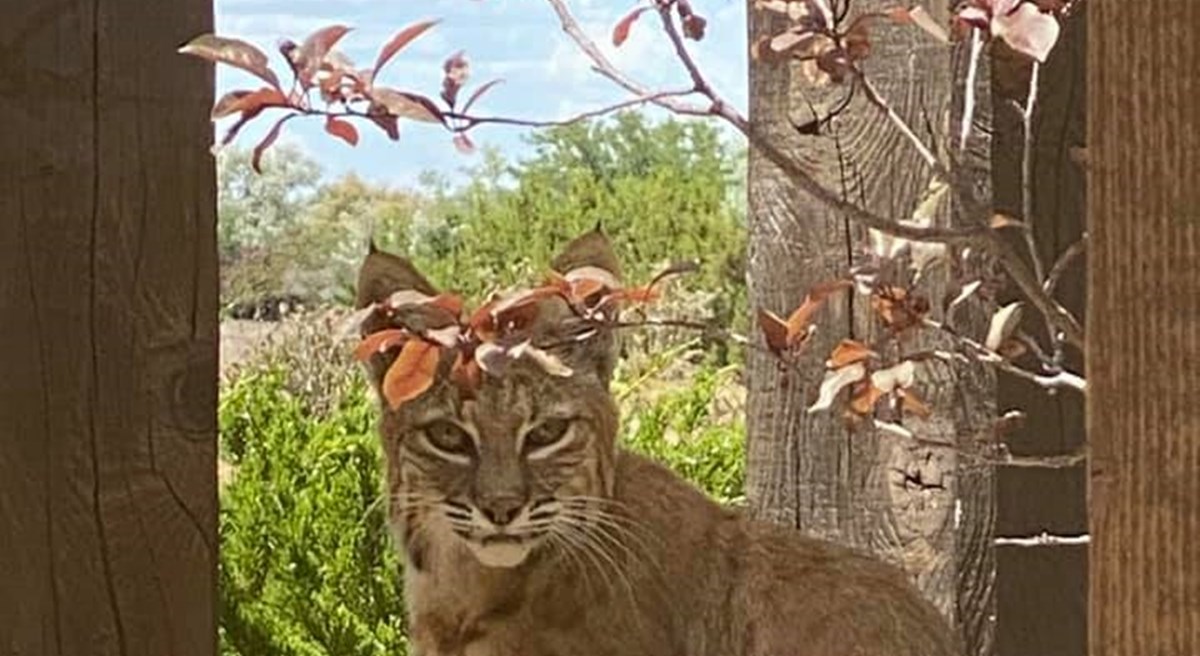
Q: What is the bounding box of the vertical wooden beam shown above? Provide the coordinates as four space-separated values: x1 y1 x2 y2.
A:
0 1 218 654
1088 2 1200 655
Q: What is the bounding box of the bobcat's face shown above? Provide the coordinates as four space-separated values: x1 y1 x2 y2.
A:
381 363 618 568
357 229 624 569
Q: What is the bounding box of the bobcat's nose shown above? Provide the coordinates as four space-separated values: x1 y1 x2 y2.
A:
479 496 524 527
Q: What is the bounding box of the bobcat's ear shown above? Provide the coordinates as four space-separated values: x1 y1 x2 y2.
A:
550 226 623 283
542 227 624 386
355 246 438 309
354 246 441 394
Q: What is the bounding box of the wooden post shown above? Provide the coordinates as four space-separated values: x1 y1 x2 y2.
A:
744 2 996 652
1088 2 1200 655
0 1 218 654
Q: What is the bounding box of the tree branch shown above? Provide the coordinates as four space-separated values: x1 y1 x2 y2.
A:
1021 61 1048 284
924 319 1086 393
993 532 1090 547
444 89 700 129
1044 233 1088 295
540 0 1087 347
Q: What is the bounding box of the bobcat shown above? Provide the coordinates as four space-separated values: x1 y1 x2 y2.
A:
354 229 962 656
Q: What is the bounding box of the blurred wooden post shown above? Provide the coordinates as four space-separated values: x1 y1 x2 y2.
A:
1088 2 1200 655
0 1 218 654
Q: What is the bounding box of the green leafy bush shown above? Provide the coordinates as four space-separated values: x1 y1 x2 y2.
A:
219 369 409 656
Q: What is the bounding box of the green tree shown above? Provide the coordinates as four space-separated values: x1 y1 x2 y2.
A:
218 143 322 265
413 113 748 340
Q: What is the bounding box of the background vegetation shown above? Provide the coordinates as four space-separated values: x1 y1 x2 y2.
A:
217 113 749 656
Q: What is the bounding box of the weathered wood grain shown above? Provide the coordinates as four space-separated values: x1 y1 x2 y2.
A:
1088 2 1200 655
744 2 996 653
0 1 218 654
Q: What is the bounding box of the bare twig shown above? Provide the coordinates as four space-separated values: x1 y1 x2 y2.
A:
959 27 984 150
875 422 1087 469
924 319 1086 393
544 0 713 117
985 446 1088 469
1044 233 1088 295
994 532 1090 547
857 74 945 178
1021 61 1047 284
444 89 700 129
992 238 1085 348
655 5 712 97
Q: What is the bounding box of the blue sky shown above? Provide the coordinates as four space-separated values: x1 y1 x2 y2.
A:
213 0 749 187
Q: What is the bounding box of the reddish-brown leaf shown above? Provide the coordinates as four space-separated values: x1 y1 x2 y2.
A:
295 25 353 85
212 87 289 119
468 300 499 339
370 87 446 124
898 389 933 419
354 328 408 361
757 309 790 353
324 116 359 146
843 15 873 61
373 19 440 79
453 133 475 154
848 380 884 416
462 78 506 114
382 339 441 409
682 14 707 41
828 339 877 368
428 294 464 317
252 115 293 173
178 34 282 90
218 109 266 149
492 287 561 332
871 286 930 333
784 279 852 342
450 351 483 397
441 51 470 106
613 7 650 46
369 114 401 140
543 271 572 294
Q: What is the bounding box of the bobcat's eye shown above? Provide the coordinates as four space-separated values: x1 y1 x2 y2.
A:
421 420 474 457
522 417 573 455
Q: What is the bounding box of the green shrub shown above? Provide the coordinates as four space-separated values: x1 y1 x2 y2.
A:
218 369 409 656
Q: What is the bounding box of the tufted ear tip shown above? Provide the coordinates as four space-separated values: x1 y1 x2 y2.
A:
354 247 439 310
542 227 626 386
550 226 622 282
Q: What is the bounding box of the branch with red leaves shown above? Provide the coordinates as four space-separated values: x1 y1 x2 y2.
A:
347 261 692 411
180 0 1093 460
544 0 1085 350
179 21 706 165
